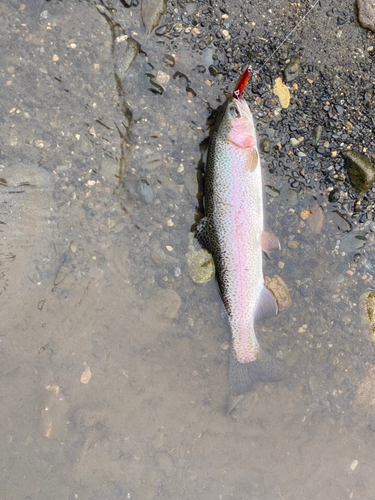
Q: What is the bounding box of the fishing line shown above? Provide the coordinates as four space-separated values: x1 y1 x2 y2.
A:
253 0 322 77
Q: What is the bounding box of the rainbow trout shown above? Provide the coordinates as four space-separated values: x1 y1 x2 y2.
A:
197 67 284 395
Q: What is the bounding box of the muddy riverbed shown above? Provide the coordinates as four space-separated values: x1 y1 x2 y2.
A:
1 0 375 498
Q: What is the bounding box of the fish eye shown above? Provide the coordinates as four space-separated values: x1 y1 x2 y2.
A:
229 105 241 118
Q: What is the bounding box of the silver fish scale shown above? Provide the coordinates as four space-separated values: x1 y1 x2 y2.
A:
205 97 264 362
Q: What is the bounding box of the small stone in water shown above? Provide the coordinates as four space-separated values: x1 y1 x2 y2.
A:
281 185 299 205
264 275 291 310
313 124 323 141
290 137 301 146
163 54 175 67
350 460 358 471
260 138 271 153
283 56 301 82
331 211 351 231
308 205 324 234
273 77 290 108
155 70 170 87
208 65 219 76
80 367 92 384
186 233 215 284
141 0 168 34
139 179 153 204
329 189 340 203
342 150 375 195
287 240 298 249
265 185 280 197
339 233 366 253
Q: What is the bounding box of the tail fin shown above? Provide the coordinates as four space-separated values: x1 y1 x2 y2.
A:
229 347 285 396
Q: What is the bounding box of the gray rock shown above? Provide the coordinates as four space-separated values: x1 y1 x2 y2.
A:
141 0 167 34
328 189 340 203
283 57 301 82
265 185 280 197
114 38 140 81
342 150 375 195
339 233 367 252
282 212 298 226
331 211 351 231
185 2 198 15
260 138 271 153
209 65 219 76
139 179 153 204
357 0 375 32
281 184 299 205
163 54 175 67
313 124 323 141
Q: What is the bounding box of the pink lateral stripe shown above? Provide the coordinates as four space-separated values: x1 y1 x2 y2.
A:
229 145 257 363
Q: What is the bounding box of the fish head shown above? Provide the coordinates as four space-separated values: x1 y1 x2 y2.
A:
223 97 257 151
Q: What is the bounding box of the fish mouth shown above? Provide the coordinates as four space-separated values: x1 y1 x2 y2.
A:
235 97 252 121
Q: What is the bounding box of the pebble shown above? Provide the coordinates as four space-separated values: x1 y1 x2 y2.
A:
186 233 215 284
265 185 280 197
114 38 140 80
313 124 323 142
155 70 170 87
342 150 375 195
350 460 358 471
335 105 344 115
281 185 299 205
283 57 301 82
173 22 183 32
141 0 168 34
308 205 324 234
339 233 366 252
260 138 271 153
357 0 375 32
208 65 219 76
273 77 290 108
287 240 299 249
138 179 153 204
328 189 340 202
163 54 175 67
282 212 298 226
80 366 92 384
155 25 168 36
331 211 351 231
185 2 198 15
290 138 301 147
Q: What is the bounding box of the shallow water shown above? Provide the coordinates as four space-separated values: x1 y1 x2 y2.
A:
1 1 375 499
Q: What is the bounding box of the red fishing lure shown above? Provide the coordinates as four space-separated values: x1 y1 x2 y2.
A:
232 65 252 99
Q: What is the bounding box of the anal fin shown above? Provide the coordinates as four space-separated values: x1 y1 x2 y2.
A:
261 230 281 254
254 285 278 323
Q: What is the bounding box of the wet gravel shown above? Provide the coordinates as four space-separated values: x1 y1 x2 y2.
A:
1 0 375 499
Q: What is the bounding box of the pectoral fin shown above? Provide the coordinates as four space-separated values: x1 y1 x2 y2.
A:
246 149 259 172
254 285 278 323
261 231 281 254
